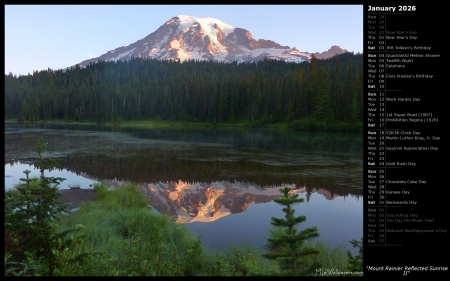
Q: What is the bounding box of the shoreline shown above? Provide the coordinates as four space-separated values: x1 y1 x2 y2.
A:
58 188 98 210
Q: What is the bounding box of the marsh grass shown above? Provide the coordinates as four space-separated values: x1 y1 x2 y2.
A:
68 183 81 189
304 239 349 273
54 183 204 275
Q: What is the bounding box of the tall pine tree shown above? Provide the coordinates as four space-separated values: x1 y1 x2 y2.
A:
263 187 321 276
5 136 68 275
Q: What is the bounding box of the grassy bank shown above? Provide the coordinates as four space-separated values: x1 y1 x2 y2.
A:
52 183 350 276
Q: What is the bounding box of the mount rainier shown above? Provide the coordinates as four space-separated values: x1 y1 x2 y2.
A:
75 15 348 68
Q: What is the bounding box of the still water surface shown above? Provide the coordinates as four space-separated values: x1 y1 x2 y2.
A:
4 122 363 253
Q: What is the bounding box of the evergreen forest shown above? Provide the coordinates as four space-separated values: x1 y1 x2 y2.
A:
5 53 363 130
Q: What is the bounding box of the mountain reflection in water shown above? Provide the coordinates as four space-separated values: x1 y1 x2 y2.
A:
145 180 293 223
90 178 357 224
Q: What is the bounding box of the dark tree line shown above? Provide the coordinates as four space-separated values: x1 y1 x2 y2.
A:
5 53 363 125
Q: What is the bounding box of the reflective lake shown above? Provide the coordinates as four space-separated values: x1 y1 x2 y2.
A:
4 122 363 253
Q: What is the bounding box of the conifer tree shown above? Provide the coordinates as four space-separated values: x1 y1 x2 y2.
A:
263 187 321 276
5 136 67 275
347 237 363 272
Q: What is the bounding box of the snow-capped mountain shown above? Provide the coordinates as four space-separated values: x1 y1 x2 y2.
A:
75 15 347 68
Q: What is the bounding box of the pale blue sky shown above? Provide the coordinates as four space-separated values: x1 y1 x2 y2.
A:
5 4 363 76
